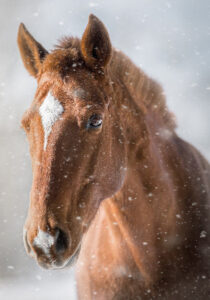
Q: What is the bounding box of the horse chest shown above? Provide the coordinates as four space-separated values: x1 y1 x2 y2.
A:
76 204 150 299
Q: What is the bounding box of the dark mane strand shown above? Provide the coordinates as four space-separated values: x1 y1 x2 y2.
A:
55 36 81 51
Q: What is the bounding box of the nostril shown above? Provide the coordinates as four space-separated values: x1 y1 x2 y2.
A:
55 228 69 254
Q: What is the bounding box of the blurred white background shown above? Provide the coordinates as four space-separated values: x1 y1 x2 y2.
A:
0 0 209 299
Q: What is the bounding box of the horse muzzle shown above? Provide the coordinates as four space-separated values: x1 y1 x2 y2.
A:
23 227 80 269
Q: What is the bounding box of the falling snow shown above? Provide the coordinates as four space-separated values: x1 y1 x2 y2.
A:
1 1 210 299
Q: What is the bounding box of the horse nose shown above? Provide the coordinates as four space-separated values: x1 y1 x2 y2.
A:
54 228 69 254
23 227 69 256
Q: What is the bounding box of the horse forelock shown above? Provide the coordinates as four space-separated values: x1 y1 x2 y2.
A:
55 36 81 51
41 49 84 79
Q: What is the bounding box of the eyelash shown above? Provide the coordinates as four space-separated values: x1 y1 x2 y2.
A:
87 114 103 129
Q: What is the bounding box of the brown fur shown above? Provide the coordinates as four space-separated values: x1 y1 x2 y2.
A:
17 23 48 77
18 15 210 299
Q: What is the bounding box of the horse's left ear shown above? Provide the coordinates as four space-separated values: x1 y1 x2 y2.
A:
81 14 112 69
17 23 48 78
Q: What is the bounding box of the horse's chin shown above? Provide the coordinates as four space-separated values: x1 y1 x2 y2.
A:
37 243 81 270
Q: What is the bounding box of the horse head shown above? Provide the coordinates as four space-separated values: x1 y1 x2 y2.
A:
18 15 127 269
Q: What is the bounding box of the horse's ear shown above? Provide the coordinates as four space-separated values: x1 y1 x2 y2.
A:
81 14 112 69
17 23 48 78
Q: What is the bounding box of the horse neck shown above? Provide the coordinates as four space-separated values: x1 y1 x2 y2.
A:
103 55 184 281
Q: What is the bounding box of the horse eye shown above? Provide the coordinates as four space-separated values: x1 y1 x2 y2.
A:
87 114 103 129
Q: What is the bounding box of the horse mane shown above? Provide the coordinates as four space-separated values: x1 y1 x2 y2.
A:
53 36 176 131
109 50 176 130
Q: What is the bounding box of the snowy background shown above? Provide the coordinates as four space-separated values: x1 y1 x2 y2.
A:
0 0 210 299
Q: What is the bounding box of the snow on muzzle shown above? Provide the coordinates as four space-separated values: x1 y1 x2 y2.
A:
23 226 75 269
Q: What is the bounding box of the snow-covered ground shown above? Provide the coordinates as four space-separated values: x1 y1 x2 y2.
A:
0 0 209 299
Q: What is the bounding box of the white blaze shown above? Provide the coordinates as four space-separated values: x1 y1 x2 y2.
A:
39 92 64 150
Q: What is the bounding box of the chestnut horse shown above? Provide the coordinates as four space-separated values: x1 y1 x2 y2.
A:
18 15 210 299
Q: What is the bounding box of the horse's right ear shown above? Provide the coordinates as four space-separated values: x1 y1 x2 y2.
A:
17 23 48 78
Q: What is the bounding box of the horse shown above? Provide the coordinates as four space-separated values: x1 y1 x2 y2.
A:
17 14 210 299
